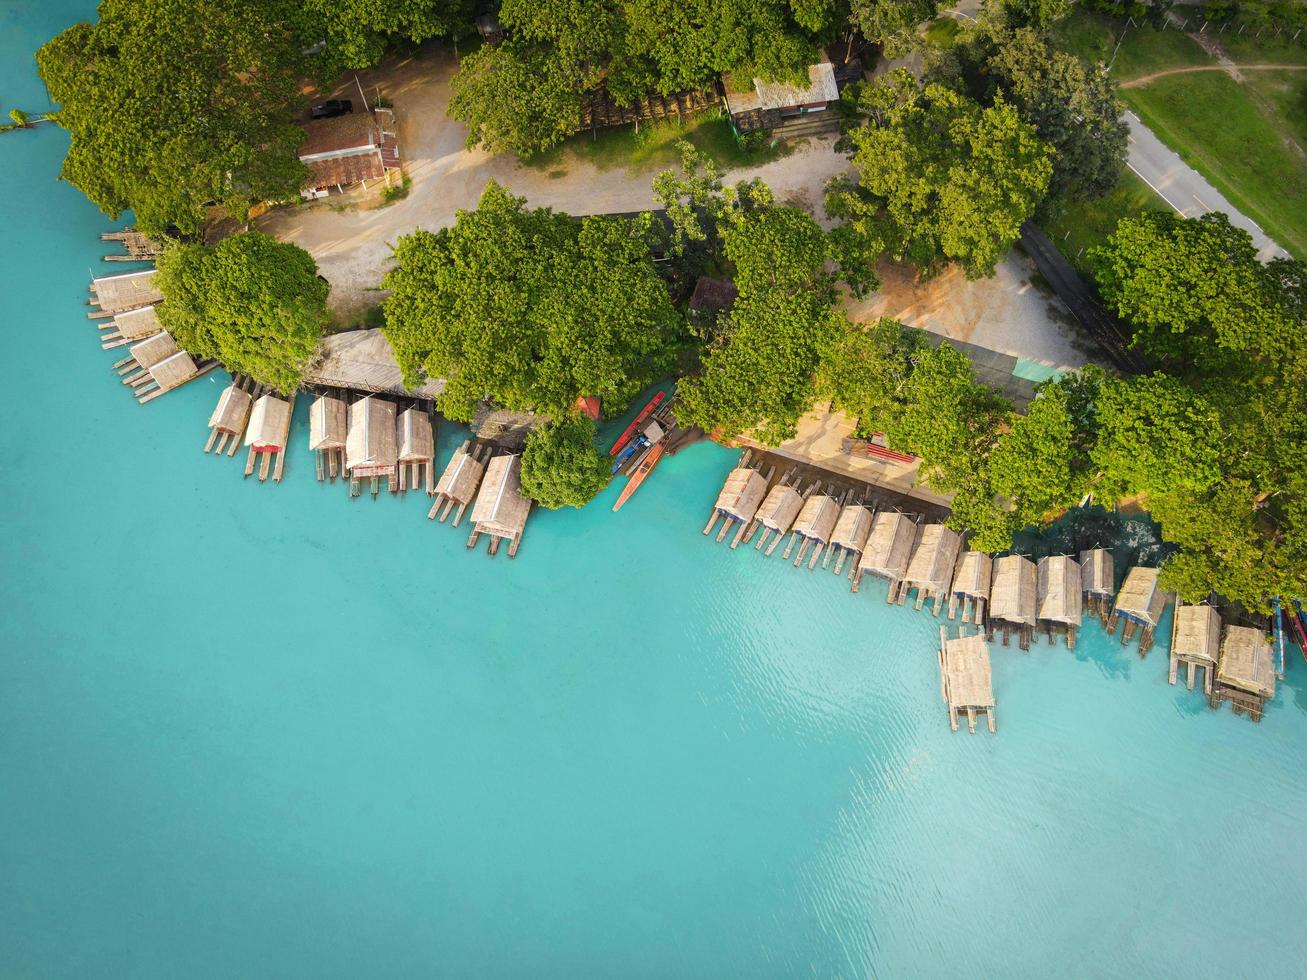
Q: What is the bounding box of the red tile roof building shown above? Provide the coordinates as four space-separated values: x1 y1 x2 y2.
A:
298 108 401 193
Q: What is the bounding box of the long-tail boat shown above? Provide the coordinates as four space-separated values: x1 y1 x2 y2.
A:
610 391 665 456
612 442 666 512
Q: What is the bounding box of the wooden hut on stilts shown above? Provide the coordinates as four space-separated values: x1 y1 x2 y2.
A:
467 453 532 557
309 391 348 482
1107 566 1170 656
1169 601 1221 695
827 501 874 579
243 392 295 483
937 627 996 734
345 395 398 498
100 304 162 349
396 404 436 495
430 440 490 525
988 555 1037 650
750 471 806 555
900 524 963 615
204 376 253 457
1080 548 1115 624
783 488 847 570
1210 625 1276 722
1036 555 1083 649
852 511 919 598
702 452 771 548
949 551 992 625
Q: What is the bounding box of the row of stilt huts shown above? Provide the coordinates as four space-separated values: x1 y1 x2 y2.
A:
704 452 1280 729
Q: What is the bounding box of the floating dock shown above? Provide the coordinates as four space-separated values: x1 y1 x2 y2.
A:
938 627 996 734
430 440 490 525
101 228 163 262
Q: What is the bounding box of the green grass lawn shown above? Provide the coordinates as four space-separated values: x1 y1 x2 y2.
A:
1218 29 1307 66
525 110 792 176
923 17 960 50
1052 9 1213 80
1041 170 1172 276
1122 70 1307 258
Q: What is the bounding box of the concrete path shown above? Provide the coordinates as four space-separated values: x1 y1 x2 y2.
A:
1123 110 1289 262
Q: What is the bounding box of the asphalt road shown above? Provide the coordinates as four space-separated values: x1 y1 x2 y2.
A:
1123 110 1289 262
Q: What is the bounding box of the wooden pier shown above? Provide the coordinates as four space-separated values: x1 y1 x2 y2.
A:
101 228 163 262
988 555 1037 650
1210 625 1276 722
949 551 992 625
430 440 490 525
1169 600 1220 695
467 453 532 557
309 390 348 482
1106 566 1170 656
1036 555 1083 649
243 391 296 483
702 451 772 548
852 511 918 598
204 375 254 457
1080 547 1115 625
938 628 996 734
899 524 963 615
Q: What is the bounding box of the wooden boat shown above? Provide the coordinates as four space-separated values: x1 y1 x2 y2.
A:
610 391 665 456
612 436 645 473
612 442 665 512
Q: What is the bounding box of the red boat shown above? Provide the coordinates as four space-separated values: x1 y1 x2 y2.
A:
610 391 665 456
612 442 665 512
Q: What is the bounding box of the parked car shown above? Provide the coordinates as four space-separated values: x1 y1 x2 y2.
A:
310 99 353 120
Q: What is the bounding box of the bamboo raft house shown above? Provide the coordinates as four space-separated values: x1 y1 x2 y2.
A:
1169 601 1221 695
204 377 254 457
1036 555 1083 649
702 451 772 548
1211 625 1276 722
396 404 436 495
1107 566 1170 655
937 628 996 734
988 555 1037 649
345 395 398 497
949 551 992 625
1080 547 1115 623
827 501 874 578
900 524 963 615
852 511 918 598
750 471 807 555
88 269 162 317
243 392 295 483
429 440 490 525
309 391 348 482
99 304 161 349
467 453 532 558
782 488 847 570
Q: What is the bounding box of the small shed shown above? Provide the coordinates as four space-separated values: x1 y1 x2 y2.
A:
828 503 874 577
703 458 770 547
785 491 843 569
937 629 996 734
430 440 489 525
1109 566 1170 654
854 511 918 596
1037 555 1083 648
950 551 992 625
1080 547 1115 618
346 395 398 495
1170 602 1221 694
397 406 435 494
900 524 963 615
724 63 840 133
989 555 1037 648
204 383 253 456
1212 626 1276 722
753 478 805 556
468 453 532 557
309 392 348 482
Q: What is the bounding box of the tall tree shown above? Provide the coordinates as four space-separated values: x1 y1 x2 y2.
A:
520 414 613 508
300 0 471 70
981 0 1070 30
815 317 926 437
38 0 309 235
826 71 1053 279
154 232 328 394
383 181 678 420
846 0 943 58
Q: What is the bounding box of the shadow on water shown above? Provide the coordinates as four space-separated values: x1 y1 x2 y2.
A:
1011 504 1177 594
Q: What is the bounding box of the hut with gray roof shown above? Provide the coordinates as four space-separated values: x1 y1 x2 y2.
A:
346 395 398 497
853 511 919 598
1169 601 1221 695
900 524 963 615
1108 566 1170 655
309 391 348 482
430 440 490 525
1211 625 1276 722
1037 555 1083 649
949 551 992 625
828 501 874 578
988 555 1037 649
468 453 532 557
937 628 996 734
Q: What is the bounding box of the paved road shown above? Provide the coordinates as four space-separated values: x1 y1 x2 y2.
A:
1123 110 1289 262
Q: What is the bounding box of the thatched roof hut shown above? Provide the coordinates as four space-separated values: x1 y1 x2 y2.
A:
831 504 873 555
112 304 161 341
435 441 486 505
792 493 840 544
938 630 996 734
398 406 434 463
1037 555 1083 627
903 525 963 596
1174 604 1221 667
713 466 768 523
990 555 1037 627
1216 626 1276 700
952 551 992 600
471 454 531 541
1079 548 1114 598
858 512 918 581
130 330 178 370
309 394 347 451
147 350 198 392
208 384 252 435
245 394 292 452
346 395 398 476
90 269 162 313
756 482 804 533
1114 566 1167 627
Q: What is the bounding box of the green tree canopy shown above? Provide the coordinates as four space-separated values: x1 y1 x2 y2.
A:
38 0 310 235
299 0 469 70
981 0 1070 30
520 413 613 508
846 0 943 58
815 317 926 437
826 71 1053 279
154 231 328 394
382 180 679 421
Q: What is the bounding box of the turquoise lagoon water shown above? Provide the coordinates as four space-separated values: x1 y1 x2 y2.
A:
4 5 1307 977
